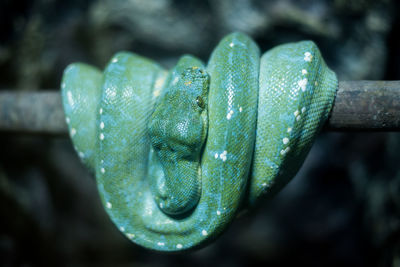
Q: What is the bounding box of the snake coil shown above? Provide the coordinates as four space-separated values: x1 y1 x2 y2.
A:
61 32 337 251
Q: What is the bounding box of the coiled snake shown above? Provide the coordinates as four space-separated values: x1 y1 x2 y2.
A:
61 32 337 251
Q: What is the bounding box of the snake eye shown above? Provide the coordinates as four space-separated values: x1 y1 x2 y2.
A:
153 143 161 151
196 96 205 109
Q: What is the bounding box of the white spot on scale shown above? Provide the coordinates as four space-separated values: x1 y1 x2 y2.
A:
301 69 308 75
127 233 135 239
99 108 103 114
78 152 84 158
298 78 308 92
70 128 76 137
101 167 105 174
304 52 313 62
281 147 290 156
112 58 118 63
287 127 292 133
176 244 183 249
67 90 74 106
106 202 112 209
61 82 66 89
154 75 166 90
202 230 208 236
100 121 104 129
280 147 290 155
239 107 243 112
219 150 227 162
119 226 125 232
65 117 70 124
101 159 104 164
294 110 299 117
229 42 234 47
157 242 165 246
172 76 179 85
226 109 234 120
262 182 267 187
145 206 153 215
153 89 161 97
301 107 306 113
217 210 221 215
100 133 104 140
214 153 218 159
108 89 117 98
283 137 289 144
296 115 301 121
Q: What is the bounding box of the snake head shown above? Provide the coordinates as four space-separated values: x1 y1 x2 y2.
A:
148 57 209 215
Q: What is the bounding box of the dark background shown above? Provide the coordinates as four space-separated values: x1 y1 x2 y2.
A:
1 0 400 266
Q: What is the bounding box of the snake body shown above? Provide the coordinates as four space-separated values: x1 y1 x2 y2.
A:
61 32 337 251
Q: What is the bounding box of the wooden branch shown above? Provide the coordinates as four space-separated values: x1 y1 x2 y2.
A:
0 80 399 135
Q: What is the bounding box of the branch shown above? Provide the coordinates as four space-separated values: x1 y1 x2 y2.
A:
0 80 399 135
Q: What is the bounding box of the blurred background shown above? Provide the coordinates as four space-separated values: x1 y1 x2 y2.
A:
1 0 400 266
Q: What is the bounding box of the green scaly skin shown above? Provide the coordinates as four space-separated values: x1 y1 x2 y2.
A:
61 32 337 252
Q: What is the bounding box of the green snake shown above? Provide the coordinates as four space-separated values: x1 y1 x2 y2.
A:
61 32 337 251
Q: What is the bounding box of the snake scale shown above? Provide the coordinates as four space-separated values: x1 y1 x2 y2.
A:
61 32 337 251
